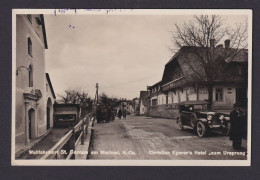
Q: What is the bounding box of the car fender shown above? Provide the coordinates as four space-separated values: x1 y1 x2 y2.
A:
197 118 207 123
224 117 230 121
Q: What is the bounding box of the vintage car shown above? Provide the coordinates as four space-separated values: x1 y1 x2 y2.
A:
177 100 230 137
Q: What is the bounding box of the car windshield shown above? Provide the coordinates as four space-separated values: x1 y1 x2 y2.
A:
193 104 207 111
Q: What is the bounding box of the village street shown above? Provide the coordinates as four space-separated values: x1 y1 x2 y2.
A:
88 115 247 160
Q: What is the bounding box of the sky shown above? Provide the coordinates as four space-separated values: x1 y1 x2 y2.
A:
44 12 247 100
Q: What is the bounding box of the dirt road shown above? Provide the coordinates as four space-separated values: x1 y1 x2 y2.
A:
88 115 247 160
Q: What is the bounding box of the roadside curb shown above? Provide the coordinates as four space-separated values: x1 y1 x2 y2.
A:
74 120 94 160
15 128 52 159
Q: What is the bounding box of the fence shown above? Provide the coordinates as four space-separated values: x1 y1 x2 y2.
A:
40 114 92 160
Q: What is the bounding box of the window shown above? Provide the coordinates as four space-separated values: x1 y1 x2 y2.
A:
215 88 223 101
28 38 32 57
35 17 41 36
27 15 32 23
29 65 33 87
152 99 157 106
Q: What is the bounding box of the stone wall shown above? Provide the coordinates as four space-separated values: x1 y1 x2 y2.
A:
148 104 179 119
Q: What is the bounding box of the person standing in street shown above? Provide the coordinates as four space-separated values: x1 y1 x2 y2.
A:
123 109 127 119
118 108 122 119
229 103 244 150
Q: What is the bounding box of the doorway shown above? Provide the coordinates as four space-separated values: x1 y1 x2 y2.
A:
47 107 50 129
28 108 35 139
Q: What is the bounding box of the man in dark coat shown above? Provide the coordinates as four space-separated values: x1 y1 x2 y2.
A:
118 108 122 119
123 109 127 119
229 103 244 149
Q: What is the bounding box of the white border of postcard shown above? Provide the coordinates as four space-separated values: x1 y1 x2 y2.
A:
12 9 252 166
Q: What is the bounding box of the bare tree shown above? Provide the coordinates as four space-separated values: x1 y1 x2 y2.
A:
58 88 93 116
170 15 248 109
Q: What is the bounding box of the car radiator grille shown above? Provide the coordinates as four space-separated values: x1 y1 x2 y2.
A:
211 116 220 125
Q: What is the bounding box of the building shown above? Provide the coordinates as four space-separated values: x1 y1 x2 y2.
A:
132 97 140 115
139 91 148 115
118 100 134 115
15 14 56 150
53 104 81 127
147 40 248 118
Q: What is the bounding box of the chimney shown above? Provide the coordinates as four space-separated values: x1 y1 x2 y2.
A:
224 39 230 49
210 39 215 47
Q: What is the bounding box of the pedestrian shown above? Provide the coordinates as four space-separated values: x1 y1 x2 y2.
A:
229 103 244 150
118 108 122 119
123 109 127 119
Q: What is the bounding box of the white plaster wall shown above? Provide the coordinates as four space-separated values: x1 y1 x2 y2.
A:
16 15 48 144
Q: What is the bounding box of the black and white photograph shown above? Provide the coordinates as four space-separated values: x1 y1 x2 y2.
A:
12 9 252 166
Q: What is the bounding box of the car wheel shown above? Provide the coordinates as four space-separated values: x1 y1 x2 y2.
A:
222 122 231 136
197 121 207 137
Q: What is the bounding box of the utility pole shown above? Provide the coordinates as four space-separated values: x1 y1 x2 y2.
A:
96 83 99 103
93 83 99 125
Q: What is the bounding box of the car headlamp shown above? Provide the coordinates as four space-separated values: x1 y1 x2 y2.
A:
207 115 212 120
219 114 224 120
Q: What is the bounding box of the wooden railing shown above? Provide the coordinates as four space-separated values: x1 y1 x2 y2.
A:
40 114 92 160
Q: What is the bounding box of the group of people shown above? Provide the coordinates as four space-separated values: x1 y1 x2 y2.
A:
96 107 116 123
117 108 127 119
229 103 247 150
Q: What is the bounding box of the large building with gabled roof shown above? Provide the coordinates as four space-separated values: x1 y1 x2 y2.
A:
146 40 248 118
15 14 56 152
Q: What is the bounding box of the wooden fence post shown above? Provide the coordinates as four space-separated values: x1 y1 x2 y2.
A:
81 118 85 145
56 150 62 159
73 123 76 159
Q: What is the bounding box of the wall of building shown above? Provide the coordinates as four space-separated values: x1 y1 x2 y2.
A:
15 15 51 146
139 100 147 115
212 85 236 110
147 85 238 119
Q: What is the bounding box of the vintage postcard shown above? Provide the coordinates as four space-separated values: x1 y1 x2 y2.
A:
12 9 252 166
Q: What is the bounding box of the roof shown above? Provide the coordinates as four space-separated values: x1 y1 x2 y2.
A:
166 46 248 66
54 103 80 111
225 49 248 63
178 100 209 105
55 111 77 115
40 15 48 49
148 80 162 90
46 73 56 99
162 46 248 86
139 91 148 106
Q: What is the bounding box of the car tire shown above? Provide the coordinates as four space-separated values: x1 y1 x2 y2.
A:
197 121 207 137
222 122 231 136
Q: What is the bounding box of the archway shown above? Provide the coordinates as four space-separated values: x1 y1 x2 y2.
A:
47 98 52 130
28 108 35 139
